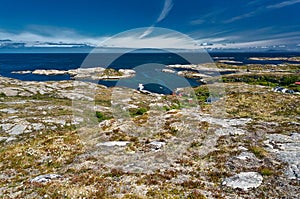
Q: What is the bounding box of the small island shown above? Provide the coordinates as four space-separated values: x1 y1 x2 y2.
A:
13 67 136 80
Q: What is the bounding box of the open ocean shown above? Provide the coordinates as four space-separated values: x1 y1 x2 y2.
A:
0 52 300 90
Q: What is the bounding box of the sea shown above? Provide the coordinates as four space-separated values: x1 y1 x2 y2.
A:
0 52 299 93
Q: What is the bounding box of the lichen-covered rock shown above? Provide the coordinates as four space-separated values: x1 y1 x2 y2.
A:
7 123 28 136
222 172 263 191
96 141 130 147
30 174 62 183
264 133 300 181
149 141 166 151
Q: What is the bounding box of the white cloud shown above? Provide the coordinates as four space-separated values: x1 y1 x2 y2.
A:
102 33 198 49
0 27 108 47
190 19 205 25
138 26 154 39
140 0 173 39
224 10 257 23
267 0 300 9
225 0 300 23
157 0 173 23
1 25 297 51
204 37 294 49
0 27 201 50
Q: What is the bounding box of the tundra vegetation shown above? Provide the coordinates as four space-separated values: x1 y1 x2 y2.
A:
0 62 299 198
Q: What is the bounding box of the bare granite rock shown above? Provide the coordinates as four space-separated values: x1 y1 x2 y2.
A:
264 133 300 181
30 174 62 183
7 123 28 136
222 172 263 191
96 141 130 147
0 108 18 114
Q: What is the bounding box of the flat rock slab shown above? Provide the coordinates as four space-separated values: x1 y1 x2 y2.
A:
96 141 130 147
236 152 258 160
0 137 8 142
7 124 27 136
30 174 62 183
215 127 246 136
0 108 18 114
264 133 300 181
222 172 263 191
149 141 166 151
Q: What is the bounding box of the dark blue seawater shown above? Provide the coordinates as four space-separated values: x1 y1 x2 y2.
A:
0 53 202 91
0 52 299 93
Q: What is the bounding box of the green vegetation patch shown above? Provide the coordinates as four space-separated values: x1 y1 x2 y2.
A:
249 145 268 159
95 111 111 122
222 73 300 91
130 107 148 117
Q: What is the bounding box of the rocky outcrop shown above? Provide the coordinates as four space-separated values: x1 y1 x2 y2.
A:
248 57 300 62
12 67 136 80
222 172 263 191
30 174 62 183
264 133 300 181
167 64 238 74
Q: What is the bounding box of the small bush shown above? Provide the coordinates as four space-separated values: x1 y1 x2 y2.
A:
260 167 275 176
249 146 267 159
95 111 110 122
194 86 210 102
130 107 148 117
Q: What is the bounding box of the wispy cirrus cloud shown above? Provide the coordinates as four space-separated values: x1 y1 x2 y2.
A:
224 0 300 24
190 19 205 25
189 9 225 26
157 0 174 23
104 34 198 49
267 0 300 9
140 0 173 38
223 10 258 23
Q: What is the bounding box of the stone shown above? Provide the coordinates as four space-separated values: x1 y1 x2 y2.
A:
222 172 263 191
0 108 18 114
31 123 45 131
7 124 27 136
96 141 130 147
5 137 17 142
215 127 245 136
0 137 8 142
32 69 68 75
235 152 257 160
30 174 62 183
238 146 248 151
0 87 19 97
0 123 15 131
264 133 300 181
149 141 166 151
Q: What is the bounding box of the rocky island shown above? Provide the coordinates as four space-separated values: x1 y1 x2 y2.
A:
248 56 300 62
13 67 136 80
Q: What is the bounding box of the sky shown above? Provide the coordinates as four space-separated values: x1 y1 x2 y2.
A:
0 0 300 51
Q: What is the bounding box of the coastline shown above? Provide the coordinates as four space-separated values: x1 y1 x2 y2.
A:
0 57 299 198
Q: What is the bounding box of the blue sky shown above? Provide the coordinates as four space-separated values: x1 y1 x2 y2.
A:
1 0 300 51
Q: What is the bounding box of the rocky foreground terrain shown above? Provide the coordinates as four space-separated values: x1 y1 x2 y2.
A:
0 71 299 198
